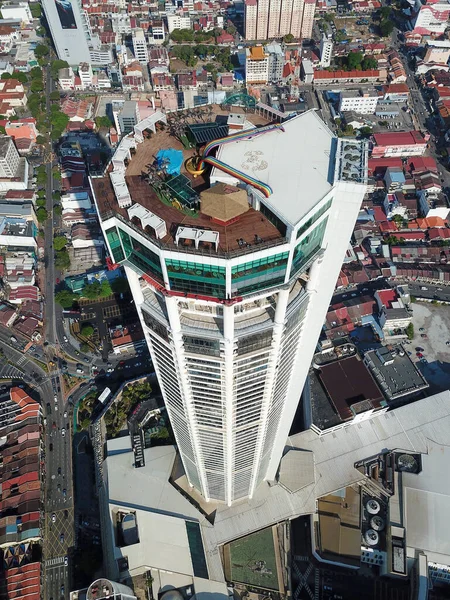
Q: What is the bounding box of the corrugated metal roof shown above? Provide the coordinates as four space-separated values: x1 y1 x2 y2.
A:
187 123 229 145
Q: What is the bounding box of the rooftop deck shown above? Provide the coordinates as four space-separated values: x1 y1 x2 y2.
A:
92 107 285 255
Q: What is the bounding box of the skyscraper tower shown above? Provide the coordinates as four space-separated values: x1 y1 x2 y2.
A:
92 110 368 505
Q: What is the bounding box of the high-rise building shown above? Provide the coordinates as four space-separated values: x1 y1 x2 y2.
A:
244 0 316 40
300 0 316 40
320 34 333 67
92 109 368 505
41 0 91 64
0 136 19 178
42 0 113 65
244 0 257 40
132 29 149 64
256 0 270 40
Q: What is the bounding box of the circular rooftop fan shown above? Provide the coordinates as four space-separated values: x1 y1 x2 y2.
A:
397 454 418 472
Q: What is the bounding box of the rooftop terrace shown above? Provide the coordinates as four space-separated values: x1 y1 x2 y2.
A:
92 107 288 256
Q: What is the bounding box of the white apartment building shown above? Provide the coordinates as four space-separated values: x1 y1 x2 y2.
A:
268 0 282 37
279 0 294 36
79 62 93 88
245 46 269 84
93 109 368 505
58 66 75 90
290 0 304 38
132 29 149 64
245 0 316 40
339 91 379 114
244 0 258 39
301 0 316 39
0 136 20 178
256 0 270 40
320 34 333 68
167 14 191 34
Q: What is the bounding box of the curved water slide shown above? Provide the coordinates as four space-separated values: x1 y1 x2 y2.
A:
186 123 284 198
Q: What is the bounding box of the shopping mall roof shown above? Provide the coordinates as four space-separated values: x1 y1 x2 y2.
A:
402 441 450 564
214 110 336 226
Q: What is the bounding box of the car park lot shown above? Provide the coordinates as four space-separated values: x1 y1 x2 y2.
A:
409 302 450 393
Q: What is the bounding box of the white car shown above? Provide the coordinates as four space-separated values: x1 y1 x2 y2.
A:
51 513 56 522
63 336 68 343
64 556 68 566
76 367 84 374
54 395 58 402
63 411 67 418
44 418 47 426
61 428 66 437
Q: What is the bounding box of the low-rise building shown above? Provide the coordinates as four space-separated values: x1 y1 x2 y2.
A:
110 323 146 354
314 69 385 85
310 346 386 432
364 345 428 401
0 2 32 24
371 131 428 158
79 62 94 89
375 288 411 340
58 66 75 91
167 14 191 33
382 83 409 102
339 90 379 114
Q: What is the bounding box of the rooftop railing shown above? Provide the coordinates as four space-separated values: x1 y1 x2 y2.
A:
101 209 288 259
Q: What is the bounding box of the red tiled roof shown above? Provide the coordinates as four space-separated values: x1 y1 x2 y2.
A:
429 227 450 239
389 231 426 240
380 221 398 232
373 206 388 223
314 69 380 80
377 288 397 308
409 156 438 173
373 130 426 147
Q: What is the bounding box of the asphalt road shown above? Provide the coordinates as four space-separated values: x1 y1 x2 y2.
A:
44 65 56 346
404 282 450 303
39 64 73 600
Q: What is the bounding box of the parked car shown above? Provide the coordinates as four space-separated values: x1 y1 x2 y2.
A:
61 428 66 437
51 513 56 523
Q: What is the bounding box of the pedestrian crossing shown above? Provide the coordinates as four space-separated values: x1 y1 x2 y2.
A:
45 556 65 567
17 355 29 366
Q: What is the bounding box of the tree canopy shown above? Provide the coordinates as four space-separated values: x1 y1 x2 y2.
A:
55 249 70 269
53 236 67 251
81 279 112 299
50 60 69 79
36 207 48 223
95 115 112 128
81 324 94 337
55 289 77 309
34 44 49 59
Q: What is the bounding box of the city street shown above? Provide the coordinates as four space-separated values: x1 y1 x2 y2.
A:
39 64 74 600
